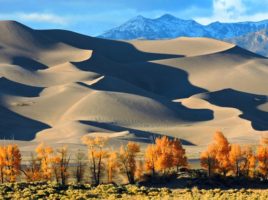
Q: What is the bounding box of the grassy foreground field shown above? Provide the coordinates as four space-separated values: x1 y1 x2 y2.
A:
1 182 268 200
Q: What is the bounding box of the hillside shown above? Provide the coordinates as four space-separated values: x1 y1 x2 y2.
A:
228 29 268 57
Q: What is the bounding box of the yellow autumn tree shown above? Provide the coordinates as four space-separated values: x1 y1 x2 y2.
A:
144 144 157 176
107 151 118 183
257 137 268 178
200 145 217 177
145 136 188 176
154 136 173 174
22 153 42 182
213 131 231 176
171 138 188 172
229 144 243 177
36 143 53 180
201 131 231 177
135 160 144 181
51 146 70 185
118 142 140 184
74 150 86 184
0 146 6 183
240 145 255 178
4 144 21 182
82 136 108 185
51 154 60 183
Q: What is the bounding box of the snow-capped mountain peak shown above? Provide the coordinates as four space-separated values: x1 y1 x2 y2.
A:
99 14 268 40
99 14 268 56
100 14 206 40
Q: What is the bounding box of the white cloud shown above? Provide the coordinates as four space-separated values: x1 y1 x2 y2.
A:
18 13 68 25
195 0 268 24
0 12 68 25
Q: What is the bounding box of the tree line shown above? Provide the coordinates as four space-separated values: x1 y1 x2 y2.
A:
0 135 187 185
0 132 267 185
200 131 266 179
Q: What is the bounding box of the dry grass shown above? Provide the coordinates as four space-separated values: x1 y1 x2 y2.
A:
0 182 268 200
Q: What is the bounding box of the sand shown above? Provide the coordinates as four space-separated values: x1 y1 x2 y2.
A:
0 20 267 157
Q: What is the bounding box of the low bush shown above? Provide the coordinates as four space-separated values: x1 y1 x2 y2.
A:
0 182 267 200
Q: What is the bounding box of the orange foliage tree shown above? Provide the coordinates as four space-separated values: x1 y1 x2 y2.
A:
135 160 144 181
22 153 42 182
154 136 174 174
74 150 86 184
3 145 21 182
201 131 257 178
229 144 243 177
0 146 6 183
36 143 53 180
200 145 217 177
213 131 231 176
229 144 256 177
240 145 256 178
172 138 188 172
257 137 268 178
200 131 231 177
144 144 157 176
145 136 187 176
82 136 108 185
107 151 118 183
118 142 140 184
51 146 70 185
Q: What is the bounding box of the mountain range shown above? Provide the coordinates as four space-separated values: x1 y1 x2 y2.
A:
227 29 268 57
99 14 268 56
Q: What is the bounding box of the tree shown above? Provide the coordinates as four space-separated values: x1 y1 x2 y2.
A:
82 136 108 185
229 144 243 177
118 142 140 184
51 154 61 183
36 143 53 180
135 160 144 181
213 131 231 176
4 145 21 182
200 131 231 177
74 150 86 184
171 138 188 172
154 136 173 174
144 144 157 176
22 153 42 182
257 137 268 179
240 145 255 178
0 146 6 183
145 136 188 176
51 146 70 185
107 151 118 183
200 145 217 177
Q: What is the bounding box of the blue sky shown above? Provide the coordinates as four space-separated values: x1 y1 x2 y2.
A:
0 0 268 36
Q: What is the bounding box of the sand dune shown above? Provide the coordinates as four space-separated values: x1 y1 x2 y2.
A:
0 20 267 154
130 37 235 57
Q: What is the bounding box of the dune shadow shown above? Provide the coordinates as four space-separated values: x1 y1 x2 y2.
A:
12 56 48 70
42 29 214 123
221 45 268 59
77 82 213 123
0 77 44 97
42 30 209 100
0 106 50 140
80 120 195 145
75 52 207 100
41 30 183 62
202 89 268 130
